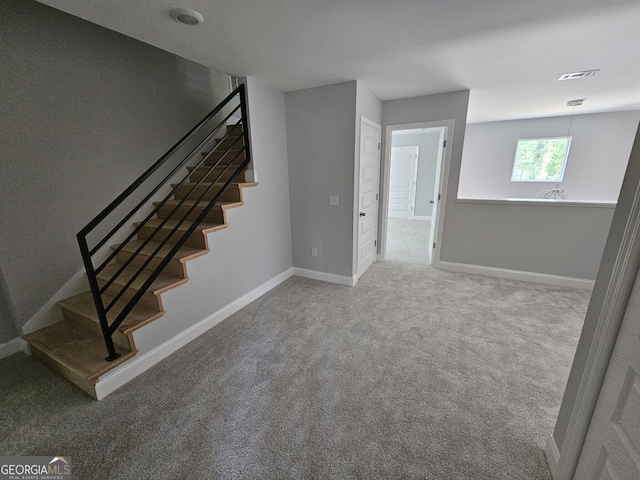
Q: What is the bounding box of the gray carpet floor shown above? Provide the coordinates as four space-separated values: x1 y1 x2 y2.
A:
0 220 591 479
386 218 431 263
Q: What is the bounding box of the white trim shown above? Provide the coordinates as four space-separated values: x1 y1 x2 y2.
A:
293 267 357 286
545 434 560 478
94 268 294 400
412 215 432 221
354 116 382 279
457 197 616 208
437 261 595 290
0 337 29 359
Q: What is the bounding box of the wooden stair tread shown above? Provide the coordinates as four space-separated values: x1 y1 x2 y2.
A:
98 264 188 295
135 218 227 234
172 181 257 188
112 239 207 262
58 291 163 335
154 199 244 209
187 164 245 172
201 147 243 155
24 321 135 383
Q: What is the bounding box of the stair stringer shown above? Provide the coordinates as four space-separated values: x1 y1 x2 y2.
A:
91 185 294 399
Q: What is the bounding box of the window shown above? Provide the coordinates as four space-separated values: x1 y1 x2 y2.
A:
511 137 571 182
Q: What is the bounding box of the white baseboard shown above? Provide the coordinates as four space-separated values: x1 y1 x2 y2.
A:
413 215 432 221
544 434 560 478
0 337 29 359
94 268 294 400
437 261 595 290
292 267 357 286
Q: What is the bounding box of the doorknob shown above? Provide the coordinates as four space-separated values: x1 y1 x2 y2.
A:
360 212 366 217
429 200 435 204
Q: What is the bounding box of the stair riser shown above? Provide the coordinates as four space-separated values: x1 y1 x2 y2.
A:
155 204 224 224
173 184 242 202
188 167 246 183
213 136 244 150
203 150 246 166
61 307 131 350
98 281 162 310
30 347 98 398
136 224 207 249
114 251 187 278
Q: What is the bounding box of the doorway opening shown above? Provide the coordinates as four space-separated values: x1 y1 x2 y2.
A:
381 121 453 265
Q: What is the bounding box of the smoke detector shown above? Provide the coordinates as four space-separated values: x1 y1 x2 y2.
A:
170 8 204 26
567 99 585 107
558 70 599 81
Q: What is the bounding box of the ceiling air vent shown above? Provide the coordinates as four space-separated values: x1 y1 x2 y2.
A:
558 70 600 81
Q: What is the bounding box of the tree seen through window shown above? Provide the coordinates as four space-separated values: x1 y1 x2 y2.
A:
511 137 571 182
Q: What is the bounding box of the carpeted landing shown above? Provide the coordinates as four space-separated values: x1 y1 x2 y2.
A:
0 248 590 479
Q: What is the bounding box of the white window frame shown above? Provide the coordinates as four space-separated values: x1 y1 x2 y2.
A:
511 136 572 182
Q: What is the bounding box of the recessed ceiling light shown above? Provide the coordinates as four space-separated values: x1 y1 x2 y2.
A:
170 8 204 26
567 99 585 106
558 70 600 81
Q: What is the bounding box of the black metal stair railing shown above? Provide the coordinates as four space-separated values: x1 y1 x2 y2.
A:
77 84 251 361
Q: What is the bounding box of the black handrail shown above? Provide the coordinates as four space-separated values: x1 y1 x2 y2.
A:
77 85 251 361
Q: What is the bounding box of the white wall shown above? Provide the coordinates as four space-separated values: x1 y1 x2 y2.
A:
391 130 441 217
356 82 383 128
131 76 294 352
459 111 640 202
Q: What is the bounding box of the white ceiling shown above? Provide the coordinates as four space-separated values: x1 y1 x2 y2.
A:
37 0 640 123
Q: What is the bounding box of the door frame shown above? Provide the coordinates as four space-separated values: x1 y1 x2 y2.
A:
353 115 382 283
379 120 454 266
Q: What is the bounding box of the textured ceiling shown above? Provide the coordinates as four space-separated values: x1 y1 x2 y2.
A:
37 0 640 123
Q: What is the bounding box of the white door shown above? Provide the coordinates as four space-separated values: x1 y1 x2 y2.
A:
573 267 640 480
428 128 446 264
388 146 419 219
357 118 381 278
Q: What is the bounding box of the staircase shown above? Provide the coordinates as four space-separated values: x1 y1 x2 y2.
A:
23 86 256 398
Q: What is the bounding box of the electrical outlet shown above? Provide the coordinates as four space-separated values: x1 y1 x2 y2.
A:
311 248 318 257
329 195 339 206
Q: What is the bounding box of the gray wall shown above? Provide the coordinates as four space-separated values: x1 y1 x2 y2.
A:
286 82 358 277
0 267 18 343
383 89 613 281
391 130 441 217
459 111 640 201
0 0 230 338
441 202 613 279
381 90 471 253
553 125 640 455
